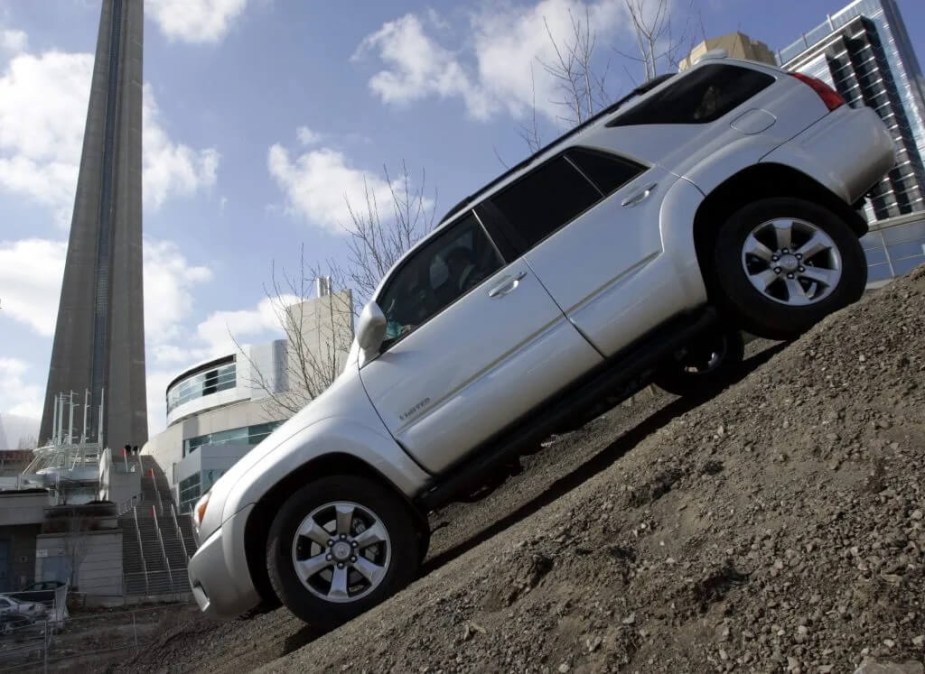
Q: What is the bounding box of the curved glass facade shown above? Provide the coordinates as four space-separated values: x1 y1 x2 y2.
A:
166 358 237 414
182 422 281 457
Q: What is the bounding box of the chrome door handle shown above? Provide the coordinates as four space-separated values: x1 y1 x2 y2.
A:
621 182 658 207
488 271 527 298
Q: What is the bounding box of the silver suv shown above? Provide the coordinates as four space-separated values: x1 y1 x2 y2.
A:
187 55 894 625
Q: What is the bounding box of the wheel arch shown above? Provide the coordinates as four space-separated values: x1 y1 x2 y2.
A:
243 452 430 606
692 163 867 302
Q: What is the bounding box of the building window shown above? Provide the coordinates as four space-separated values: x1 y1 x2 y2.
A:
178 473 202 514
182 421 284 457
166 359 237 414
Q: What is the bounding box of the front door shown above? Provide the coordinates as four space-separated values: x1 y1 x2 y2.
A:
359 211 601 474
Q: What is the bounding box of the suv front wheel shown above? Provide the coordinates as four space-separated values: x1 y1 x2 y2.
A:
713 197 866 340
266 475 419 627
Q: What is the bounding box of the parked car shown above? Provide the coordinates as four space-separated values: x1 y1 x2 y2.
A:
187 53 895 627
0 596 47 632
8 581 66 608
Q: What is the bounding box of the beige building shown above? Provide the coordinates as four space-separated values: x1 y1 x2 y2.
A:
680 32 777 70
143 287 355 512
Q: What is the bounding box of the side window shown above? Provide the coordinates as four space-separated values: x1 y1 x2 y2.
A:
565 148 645 196
486 157 600 250
377 212 504 350
607 64 775 127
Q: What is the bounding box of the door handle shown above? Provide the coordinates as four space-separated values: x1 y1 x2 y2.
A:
488 271 527 298
621 182 658 207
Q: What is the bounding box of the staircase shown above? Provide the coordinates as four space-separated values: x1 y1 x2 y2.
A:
118 456 195 596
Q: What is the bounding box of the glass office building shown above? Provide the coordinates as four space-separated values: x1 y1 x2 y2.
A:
779 0 925 221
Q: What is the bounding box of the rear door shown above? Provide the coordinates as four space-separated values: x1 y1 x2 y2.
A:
478 148 673 356
359 211 602 475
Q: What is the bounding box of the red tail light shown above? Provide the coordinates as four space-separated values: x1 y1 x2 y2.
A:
790 72 846 111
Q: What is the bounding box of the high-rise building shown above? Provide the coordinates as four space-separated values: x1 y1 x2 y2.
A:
680 32 777 70
779 0 925 221
40 0 147 450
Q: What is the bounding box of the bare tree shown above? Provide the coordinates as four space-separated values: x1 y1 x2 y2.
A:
240 163 436 419
341 162 437 302
233 250 355 419
617 0 699 82
537 8 611 129
517 0 698 153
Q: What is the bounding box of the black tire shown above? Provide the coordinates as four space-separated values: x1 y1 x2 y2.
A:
653 328 745 396
713 197 866 340
266 475 420 627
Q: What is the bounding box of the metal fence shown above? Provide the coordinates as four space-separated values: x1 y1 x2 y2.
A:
0 603 192 673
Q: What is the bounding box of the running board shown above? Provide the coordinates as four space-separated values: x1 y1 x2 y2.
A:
416 307 718 511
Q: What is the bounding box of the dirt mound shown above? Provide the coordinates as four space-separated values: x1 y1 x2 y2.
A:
252 266 925 673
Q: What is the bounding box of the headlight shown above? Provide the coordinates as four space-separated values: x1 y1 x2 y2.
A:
193 491 211 535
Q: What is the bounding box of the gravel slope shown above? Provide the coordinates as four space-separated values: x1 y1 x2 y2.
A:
123 267 925 673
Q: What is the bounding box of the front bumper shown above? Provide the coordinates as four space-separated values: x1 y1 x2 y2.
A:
187 504 262 618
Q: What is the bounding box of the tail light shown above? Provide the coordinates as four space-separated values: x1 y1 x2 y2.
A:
790 72 846 111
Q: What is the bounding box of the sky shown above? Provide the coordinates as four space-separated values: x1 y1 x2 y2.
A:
1 0 923 444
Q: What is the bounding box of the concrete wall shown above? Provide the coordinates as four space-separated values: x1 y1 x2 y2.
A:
105 469 141 508
36 529 123 596
0 492 51 526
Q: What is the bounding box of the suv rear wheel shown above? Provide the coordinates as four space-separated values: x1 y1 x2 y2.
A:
713 197 866 340
653 328 744 396
266 475 419 627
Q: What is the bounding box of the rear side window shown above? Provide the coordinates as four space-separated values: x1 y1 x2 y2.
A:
565 148 644 195
607 64 775 127
485 157 600 250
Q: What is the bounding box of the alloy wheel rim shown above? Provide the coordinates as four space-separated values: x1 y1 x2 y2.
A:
741 218 842 306
291 500 391 604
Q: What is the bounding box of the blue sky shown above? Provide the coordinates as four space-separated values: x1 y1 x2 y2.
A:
1 0 923 443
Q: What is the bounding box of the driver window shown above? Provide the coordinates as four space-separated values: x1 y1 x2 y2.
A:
377 212 503 350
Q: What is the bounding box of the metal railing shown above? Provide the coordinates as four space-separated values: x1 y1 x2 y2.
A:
170 503 190 561
152 514 173 589
131 506 149 593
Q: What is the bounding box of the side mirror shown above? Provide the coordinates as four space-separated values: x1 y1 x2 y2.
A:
356 301 387 355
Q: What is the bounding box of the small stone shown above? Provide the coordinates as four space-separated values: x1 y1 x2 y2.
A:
558 664 570 674
911 509 923 521
622 613 636 625
912 635 924 647
883 638 895 648
586 636 602 652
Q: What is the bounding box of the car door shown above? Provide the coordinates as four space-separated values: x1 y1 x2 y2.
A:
359 210 602 475
478 147 675 357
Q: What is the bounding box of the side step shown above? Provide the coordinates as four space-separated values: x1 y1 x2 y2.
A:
416 307 717 511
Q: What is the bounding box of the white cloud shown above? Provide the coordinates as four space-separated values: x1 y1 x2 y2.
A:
147 0 249 44
195 295 295 355
143 238 213 344
296 126 323 146
0 50 94 218
0 235 212 352
0 238 67 336
143 84 220 209
356 14 491 118
0 37 220 221
267 144 403 234
1 29 27 54
356 0 644 122
0 358 43 419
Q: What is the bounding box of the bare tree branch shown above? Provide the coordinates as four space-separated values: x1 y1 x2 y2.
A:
239 163 436 419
